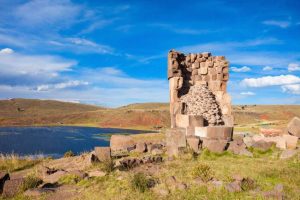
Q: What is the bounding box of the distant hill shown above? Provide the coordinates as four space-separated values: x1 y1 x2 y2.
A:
0 98 299 131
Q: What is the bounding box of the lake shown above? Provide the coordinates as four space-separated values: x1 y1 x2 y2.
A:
0 126 149 158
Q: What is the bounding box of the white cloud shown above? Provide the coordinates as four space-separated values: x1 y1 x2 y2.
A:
241 75 300 87
151 23 211 35
262 20 291 28
0 51 76 77
36 80 88 91
231 66 251 72
98 67 123 75
50 37 114 55
281 84 300 95
15 0 81 27
240 91 255 96
0 48 14 54
263 66 272 71
288 63 300 72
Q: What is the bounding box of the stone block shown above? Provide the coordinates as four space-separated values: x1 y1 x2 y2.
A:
192 69 198 76
282 134 298 149
187 136 200 153
167 141 179 157
287 117 300 138
195 127 208 138
206 126 233 141
0 172 9 194
221 81 227 92
202 52 211 58
199 67 208 75
222 67 229 73
260 128 283 137
207 61 213 67
186 126 195 136
252 140 274 151
223 73 229 81
222 115 234 126
208 81 222 91
94 147 111 161
192 62 200 69
189 115 204 127
202 138 228 153
110 135 135 152
2 178 25 198
175 114 189 128
166 128 186 148
135 142 147 153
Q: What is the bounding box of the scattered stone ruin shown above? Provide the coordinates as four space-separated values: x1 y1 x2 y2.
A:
168 50 234 139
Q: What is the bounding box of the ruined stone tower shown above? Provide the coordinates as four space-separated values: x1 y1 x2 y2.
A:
168 50 233 139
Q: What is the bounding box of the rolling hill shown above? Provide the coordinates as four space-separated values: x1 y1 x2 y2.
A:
0 98 299 131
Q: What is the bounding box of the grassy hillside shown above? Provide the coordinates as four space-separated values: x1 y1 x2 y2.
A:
0 99 299 131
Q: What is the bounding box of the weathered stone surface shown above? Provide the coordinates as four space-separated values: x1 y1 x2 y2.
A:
110 135 135 152
202 138 228 153
195 127 208 138
2 178 25 198
187 136 200 153
227 140 246 155
251 140 274 151
43 170 67 184
287 117 300 138
151 148 163 156
282 134 298 149
189 115 204 127
135 142 147 153
166 128 186 148
175 114 189 128
206 126 233 141
0 172 9 194
167 141 179 158
94 147 111 161
225 181 241 193
280 149 298 159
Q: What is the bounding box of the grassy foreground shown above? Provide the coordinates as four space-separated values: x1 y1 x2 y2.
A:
1 147 299 200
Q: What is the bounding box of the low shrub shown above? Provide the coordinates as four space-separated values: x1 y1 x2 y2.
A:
241 177 256 191
130 173 155 193
21 174 43 191
100 159 115 173
191 163 214 182
63 150 75 158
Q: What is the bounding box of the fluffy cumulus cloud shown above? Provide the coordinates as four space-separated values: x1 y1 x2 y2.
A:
240 91 255 96
231 66 251 72
263 66 273 71
288 63 300 72
262 20 291 28
241 75 300 87
0 48 14 54
281 84 300 95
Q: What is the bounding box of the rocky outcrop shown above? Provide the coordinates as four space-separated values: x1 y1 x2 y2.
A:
287 117 300 138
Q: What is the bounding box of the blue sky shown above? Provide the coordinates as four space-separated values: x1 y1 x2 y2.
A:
0 0 299 107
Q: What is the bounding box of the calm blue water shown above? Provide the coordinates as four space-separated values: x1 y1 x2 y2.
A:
0 126 149 158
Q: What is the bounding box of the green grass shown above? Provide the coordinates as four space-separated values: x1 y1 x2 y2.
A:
0 154 42 172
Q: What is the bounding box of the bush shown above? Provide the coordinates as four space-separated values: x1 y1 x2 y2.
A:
64 150 75 158
241 178 256 191
21 175 43 191
131 173 155 193
191 163 214 182
100 159 115 173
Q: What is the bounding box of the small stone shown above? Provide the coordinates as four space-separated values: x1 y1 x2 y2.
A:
94 147 111 161
282 134 298 149
87 170 106 177
287 117 300 138
280 149 298 159
225 181 242 193
2 178 25 198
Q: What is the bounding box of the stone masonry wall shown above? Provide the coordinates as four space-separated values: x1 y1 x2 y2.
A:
168 49 234 128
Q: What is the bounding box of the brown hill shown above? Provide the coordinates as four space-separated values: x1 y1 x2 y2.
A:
0 99 299 131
